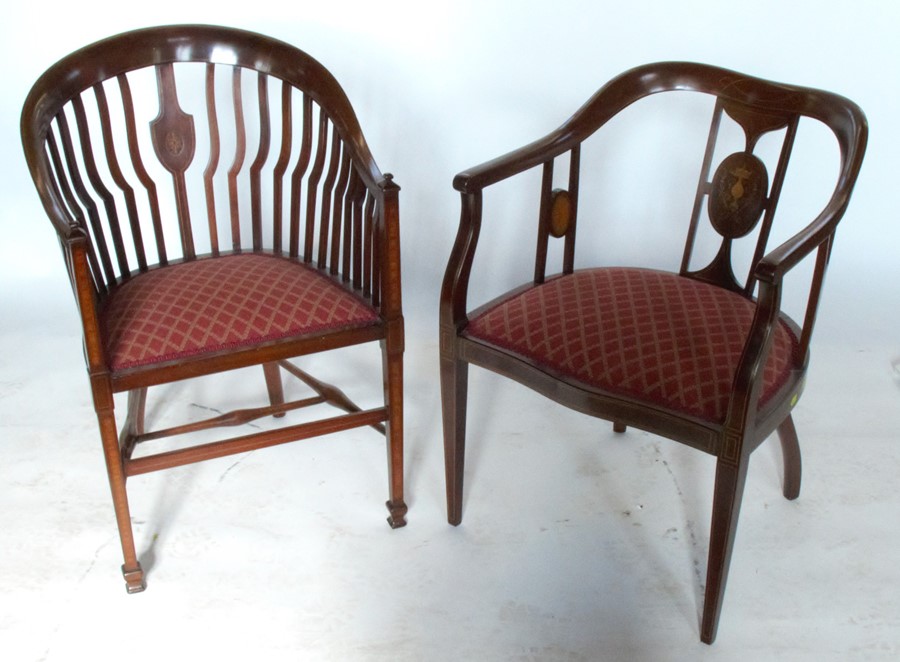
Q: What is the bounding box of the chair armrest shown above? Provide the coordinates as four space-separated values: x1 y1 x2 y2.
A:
453 129 570 194
729 200 851 437
451 62 719 194
753 199 845 284
755 99 867 283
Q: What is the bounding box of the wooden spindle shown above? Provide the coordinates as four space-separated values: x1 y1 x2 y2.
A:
118 73 166 267
272 82 294 254
250 72 271 252
94 83 146 274
57 110 117 286
203 64 221 256
289 93 314 258
227 66 246 251
304 107 329 263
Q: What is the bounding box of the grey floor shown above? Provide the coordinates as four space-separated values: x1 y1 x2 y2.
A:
2 291 899 661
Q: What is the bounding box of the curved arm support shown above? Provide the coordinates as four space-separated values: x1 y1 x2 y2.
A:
451 65 691 194
440 191 483 331
67 232 109 379
755 182 858 286
756 95 866 283
722 280 783 456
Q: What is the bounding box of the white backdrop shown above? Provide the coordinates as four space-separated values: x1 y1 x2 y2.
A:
2 0 897 346
2 4 899 658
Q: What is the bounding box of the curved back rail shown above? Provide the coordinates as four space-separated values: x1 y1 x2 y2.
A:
445 62 867 372
22 25 397 313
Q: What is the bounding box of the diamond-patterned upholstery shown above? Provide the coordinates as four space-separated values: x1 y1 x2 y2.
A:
100 253 379 371
465 267 799 423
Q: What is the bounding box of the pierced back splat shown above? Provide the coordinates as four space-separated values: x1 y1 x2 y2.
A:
683 98 798 294
150 63 197 259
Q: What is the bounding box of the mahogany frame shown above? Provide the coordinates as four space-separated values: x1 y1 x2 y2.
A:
21 25 407 593
440 62 867 643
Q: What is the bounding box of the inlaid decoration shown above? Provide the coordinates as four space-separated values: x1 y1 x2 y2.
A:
708 152 768 239
150 64 196 174
549 188 572 238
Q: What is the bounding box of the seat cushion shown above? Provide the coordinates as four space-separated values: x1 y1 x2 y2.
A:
100 253 379 371
464 267 799 423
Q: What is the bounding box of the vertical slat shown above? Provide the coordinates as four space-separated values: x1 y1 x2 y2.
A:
250 72 271 252
329 143 352 275
351 174 365 289
56 109 116 286
562 145 580 274
203 64 221 256
46 130 108 296
93 83 146 274
372 197 382 308
798 237 831 359
118 73 166 267
363 191 376 298
72 95 130 279
317 123 341 268
304 107 329 263
744 116 800 295
681 101 724 275
227 66 246 251
289 93 314 258
533 160 554 284
272 82 293 254
151 63 196 260
343 170 364 282
45 131 86 229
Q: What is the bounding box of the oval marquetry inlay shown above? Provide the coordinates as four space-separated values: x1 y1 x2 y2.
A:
549 188 572 238
708 152 768 239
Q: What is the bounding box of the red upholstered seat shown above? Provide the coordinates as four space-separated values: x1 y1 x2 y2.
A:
101 254 379 371
465 267 799 423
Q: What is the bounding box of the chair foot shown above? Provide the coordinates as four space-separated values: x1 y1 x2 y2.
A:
613 421 627 433
122 563 146 593
386 500 408 528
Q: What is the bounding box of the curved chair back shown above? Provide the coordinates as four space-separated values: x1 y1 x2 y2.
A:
22 24 395 308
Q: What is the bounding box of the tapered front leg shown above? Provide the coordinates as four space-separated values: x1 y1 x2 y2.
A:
441 355 469 526
382 338 407 529
97 406 145 593
700 456 750 644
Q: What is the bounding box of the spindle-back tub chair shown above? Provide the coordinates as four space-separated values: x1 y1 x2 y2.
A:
21 24 406 593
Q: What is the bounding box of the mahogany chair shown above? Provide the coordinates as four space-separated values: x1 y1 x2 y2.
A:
440 62 866 643
21 25 406 593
